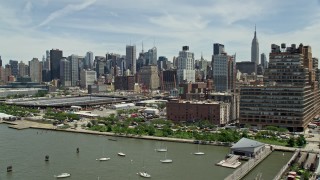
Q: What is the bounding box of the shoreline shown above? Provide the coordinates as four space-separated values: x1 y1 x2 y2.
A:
0 120 300 152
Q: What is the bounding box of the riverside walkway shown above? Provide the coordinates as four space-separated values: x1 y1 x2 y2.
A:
224 147 272 180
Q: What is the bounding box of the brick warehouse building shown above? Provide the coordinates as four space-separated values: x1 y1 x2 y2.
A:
166 99 230 126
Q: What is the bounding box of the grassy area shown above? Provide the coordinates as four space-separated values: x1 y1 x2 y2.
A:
255 138 288 146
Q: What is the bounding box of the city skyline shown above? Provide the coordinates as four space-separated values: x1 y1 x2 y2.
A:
1 0 320 66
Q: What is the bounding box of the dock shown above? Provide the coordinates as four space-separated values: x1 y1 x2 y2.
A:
216 155 241 169
224 146 272 180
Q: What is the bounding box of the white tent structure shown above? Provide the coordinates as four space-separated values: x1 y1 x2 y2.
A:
230 138 265 158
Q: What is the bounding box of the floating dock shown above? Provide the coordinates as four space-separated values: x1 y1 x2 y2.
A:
216 155 241 169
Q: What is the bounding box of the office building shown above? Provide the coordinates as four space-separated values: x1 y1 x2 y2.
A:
213 43 225 55
95 56 106 78
18 61 28 77
60 58 71 87
138 65 159 90
80 69 96 89
240 43 320 131
114 75 135 91
176 46 195 84
212 44 236 92
126 45 136 75
261 53 268 69
160 70 177 91
85 51 93 69
236 61 256 75
145 47 157 65
251 26 259 67
29 58 42 83
69 54 79 87
0 56 2 67
50 49 63 80
9 60 18 77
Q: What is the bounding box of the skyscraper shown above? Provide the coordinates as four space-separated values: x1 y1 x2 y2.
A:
85 51 93 69
251 26 259 67
213 43 225 55
50 49 63 80
212 43 235 92
260 53 268 69
18 61 27 77
145 47 157 65
0 56 2 67
126 45 136 75
69 54 79 87
60 58 71 87
176 46 195 84
9 60 18 77
29 58 42 83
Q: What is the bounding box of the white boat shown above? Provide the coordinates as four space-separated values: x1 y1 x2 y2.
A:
155 142 167 152
137 172 151 178
160 159 173 163
194 144 205 155
96 157 110 161
156 148 167 152
117 152 126 157
160 152 173 163
54 173 71 178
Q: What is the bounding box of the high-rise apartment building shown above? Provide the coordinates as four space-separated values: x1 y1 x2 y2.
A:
251 26 259 73
60 58 71 87
240 43 320 131
29 58 42 83
50 49 63 80
126 45 136 75
176 46 195 84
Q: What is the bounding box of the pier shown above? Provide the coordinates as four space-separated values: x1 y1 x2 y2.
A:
224 146 272 180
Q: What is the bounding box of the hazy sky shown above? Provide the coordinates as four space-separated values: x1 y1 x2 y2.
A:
1 0 320 65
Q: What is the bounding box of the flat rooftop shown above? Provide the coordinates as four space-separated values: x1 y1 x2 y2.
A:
6 96 123 107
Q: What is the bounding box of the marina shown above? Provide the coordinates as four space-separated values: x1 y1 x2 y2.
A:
0 124 293 180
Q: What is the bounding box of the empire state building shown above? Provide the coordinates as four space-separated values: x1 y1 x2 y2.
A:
251 26 259 67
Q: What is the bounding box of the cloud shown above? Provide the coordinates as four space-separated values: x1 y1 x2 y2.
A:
23 1 33 13
37 0 96 27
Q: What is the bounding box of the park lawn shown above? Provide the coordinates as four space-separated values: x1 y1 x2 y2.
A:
255 138 288 146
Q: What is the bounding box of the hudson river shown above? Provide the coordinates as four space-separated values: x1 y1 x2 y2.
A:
0 125 292 180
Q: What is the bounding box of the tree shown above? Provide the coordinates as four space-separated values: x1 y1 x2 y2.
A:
287 137 295 147
296 135 306 147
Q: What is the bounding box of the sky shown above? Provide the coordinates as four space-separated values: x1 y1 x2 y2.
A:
1 0 320 66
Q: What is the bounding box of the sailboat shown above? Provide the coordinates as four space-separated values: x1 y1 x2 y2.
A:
54 173 71 178
160 151 173 163
137 172 151 178
155 142 167 152
96 141 110 161
137 160 151 178
194 143 205 155
117 152 126 157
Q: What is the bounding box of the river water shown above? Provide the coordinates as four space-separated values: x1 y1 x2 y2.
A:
0 125 292 180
